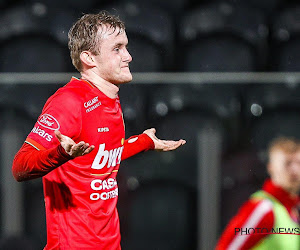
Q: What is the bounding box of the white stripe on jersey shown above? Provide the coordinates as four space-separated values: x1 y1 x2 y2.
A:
228 199 273 250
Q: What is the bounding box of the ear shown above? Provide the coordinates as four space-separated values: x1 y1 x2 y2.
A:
80 51 96 68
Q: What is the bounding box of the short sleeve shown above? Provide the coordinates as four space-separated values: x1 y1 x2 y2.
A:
26 89 82 150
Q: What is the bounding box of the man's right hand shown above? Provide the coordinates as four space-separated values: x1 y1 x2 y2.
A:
55 130 95 157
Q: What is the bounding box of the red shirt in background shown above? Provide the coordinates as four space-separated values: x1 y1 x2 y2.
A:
216 179 300 250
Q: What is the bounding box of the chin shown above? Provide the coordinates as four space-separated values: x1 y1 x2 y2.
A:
126 74 133 82
119 74 133 84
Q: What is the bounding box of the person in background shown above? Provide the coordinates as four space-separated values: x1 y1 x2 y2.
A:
12 11 185 250
216 137 300 250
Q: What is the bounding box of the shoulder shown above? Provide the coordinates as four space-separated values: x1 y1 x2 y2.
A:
57 80 89 100
44 80 90 110
244 198 275 230
245 197 274 214
216 198 275 250
233 197 274 225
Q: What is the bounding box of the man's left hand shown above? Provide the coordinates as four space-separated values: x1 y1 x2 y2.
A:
143 128 186 151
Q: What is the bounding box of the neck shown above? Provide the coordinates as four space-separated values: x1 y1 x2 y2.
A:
81 71 119 99
286 188 299 198
271 179 299 198
278 184 298 198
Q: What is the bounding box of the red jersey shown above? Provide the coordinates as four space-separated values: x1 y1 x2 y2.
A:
216 179 300 249
26 77 126 249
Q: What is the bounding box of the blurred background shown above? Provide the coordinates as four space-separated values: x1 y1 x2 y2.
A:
0 0 300 249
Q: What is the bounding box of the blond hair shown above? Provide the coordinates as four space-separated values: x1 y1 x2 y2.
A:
268 137 300 156
68 11 125 72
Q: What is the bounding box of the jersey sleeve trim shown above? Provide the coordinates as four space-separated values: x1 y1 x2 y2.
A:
25 137 46 151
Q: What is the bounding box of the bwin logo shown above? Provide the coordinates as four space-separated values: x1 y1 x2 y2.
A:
91 143 124 170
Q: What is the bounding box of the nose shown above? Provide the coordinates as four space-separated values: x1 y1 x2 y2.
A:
123 48 132 63
290 160 300 175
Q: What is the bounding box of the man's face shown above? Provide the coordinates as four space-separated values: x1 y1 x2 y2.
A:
93 25 132 84
268 149 300 195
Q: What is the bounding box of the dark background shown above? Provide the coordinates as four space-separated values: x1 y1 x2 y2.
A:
0 0 300 249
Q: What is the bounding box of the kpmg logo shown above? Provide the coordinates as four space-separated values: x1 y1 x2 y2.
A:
38 114 60 130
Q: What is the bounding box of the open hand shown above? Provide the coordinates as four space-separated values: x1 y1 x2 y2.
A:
143 128 186 151
55 130 95 157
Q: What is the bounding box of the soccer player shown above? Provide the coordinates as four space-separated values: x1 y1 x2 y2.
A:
12 11 186 249
216 137 300 249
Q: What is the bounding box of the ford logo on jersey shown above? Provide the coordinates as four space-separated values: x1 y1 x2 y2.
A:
38 114 60 130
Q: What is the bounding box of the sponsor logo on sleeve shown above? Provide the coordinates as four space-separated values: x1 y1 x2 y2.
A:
37 114 60 130
31 126 53 142
128 137 138 143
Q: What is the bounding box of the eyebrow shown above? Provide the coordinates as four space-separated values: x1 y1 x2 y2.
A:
113 40 128 47
114 43 123 47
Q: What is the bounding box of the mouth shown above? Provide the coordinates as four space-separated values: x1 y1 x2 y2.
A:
121 66 131 73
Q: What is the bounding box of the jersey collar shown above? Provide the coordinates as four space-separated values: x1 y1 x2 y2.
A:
70 77 119 108
263 179 299 213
